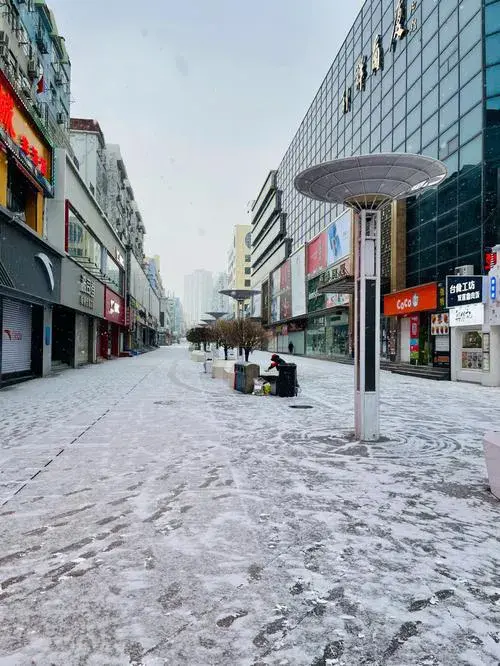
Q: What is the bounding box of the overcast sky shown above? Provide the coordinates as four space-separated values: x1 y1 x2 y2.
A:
49 0 360 297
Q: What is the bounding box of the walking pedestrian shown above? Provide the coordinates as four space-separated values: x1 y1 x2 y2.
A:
288 341 294 355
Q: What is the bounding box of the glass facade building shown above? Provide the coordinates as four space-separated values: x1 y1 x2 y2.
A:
277 0 500 287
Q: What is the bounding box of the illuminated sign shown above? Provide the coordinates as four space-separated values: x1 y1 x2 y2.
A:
491 276 497 302
0 72 51 181
446 276 483 309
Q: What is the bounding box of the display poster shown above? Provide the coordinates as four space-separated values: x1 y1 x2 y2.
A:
290 247 306 317
326 210 351 266
431 312 449 336
306 232 327 277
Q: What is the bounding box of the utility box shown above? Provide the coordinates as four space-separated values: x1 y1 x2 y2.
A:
234 363 260 394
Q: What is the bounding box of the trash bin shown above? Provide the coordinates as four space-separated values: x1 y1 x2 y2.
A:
277 363 297 397
234 363 260 393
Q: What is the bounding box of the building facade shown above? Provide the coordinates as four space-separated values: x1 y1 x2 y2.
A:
0 0 68 384
251 0 500 379
183 269 213 327
212 271 230 315
227 224 252 317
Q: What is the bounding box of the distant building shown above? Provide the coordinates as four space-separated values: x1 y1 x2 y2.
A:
227 224 252 317
69 118 108 210
212 272 230 314
183 270 213 328
144 255 165 297
105 144 145 261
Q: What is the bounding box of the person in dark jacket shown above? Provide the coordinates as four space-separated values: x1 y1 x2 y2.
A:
267 354 286 371
288 341 294 355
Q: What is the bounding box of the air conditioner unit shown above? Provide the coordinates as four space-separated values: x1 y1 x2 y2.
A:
455 264 474 276
27 58 37 78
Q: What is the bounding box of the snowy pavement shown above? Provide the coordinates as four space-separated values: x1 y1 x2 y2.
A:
1 346 500 666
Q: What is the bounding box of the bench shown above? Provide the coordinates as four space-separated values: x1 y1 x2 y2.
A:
484 432 500 500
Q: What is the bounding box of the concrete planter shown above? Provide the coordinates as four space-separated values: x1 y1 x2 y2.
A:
212 360 235 379
484 432 500 500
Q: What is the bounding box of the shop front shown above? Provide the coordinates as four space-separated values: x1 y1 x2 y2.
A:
383 283 438 365
59 258 105 366
0 70 53 233
450 303 485 383
0 209 61 384
100 286 125 359
306 258 351 360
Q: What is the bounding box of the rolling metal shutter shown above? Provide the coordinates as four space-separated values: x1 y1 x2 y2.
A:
1 298 32 374
75 313 89 365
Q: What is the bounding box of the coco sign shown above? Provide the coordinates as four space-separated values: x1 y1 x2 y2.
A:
446 276 483 309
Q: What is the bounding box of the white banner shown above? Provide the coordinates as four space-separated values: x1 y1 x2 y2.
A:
449 303 484 327
291 247 306 317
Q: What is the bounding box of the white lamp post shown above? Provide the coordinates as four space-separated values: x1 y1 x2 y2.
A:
295 154 447 441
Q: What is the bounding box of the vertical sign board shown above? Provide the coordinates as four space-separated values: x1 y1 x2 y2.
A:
410 315 420 362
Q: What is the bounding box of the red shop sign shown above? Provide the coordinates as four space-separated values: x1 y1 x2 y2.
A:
104 287 125 325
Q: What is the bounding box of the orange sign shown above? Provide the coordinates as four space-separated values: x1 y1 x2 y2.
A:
0 71 51 182
384 283 438 316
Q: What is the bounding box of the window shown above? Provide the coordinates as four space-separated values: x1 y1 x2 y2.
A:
244 279 251 287
245 254 251 262
486 32 500 66
487 63 500 97
244 267 251 275
106 254 122 292
439 94 459 132
460 104 482 144
461 331 483 370
460 72 482 114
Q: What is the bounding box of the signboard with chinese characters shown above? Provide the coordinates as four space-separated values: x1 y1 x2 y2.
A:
446 276 484 308
449 303 484 328
79 274 96 310
0 71 52 187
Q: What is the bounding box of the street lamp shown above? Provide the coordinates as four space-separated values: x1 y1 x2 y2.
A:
295 153 447 442
219 289 260 320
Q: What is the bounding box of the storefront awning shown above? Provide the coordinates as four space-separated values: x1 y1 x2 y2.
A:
318 276 355 295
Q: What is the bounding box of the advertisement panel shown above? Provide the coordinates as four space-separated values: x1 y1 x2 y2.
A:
384 283 437 316
0 70 52 188
327 210 351 266
290 247 306 317
270 268 280 323
307 232 327 277
279 260 292 320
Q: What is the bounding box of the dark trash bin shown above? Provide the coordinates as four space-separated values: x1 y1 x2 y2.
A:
277 363 297 397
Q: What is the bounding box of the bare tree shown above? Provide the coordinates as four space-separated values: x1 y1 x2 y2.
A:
230 319 267 362
213 320 234 360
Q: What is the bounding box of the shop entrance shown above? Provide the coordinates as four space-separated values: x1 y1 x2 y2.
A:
52 305 75 367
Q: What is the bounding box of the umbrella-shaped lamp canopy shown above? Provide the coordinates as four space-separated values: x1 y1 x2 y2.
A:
295 153 447 211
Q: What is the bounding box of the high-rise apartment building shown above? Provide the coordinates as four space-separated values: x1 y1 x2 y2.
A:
183 269 213 328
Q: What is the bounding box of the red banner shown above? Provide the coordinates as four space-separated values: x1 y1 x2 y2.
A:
307 232 327 277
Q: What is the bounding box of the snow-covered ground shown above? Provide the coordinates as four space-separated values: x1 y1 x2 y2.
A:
1 346 500 665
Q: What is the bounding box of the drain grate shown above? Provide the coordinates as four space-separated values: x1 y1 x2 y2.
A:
289 405 313 409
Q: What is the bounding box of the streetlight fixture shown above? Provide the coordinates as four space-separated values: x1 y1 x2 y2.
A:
219 289 260 320
295 153 447 442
